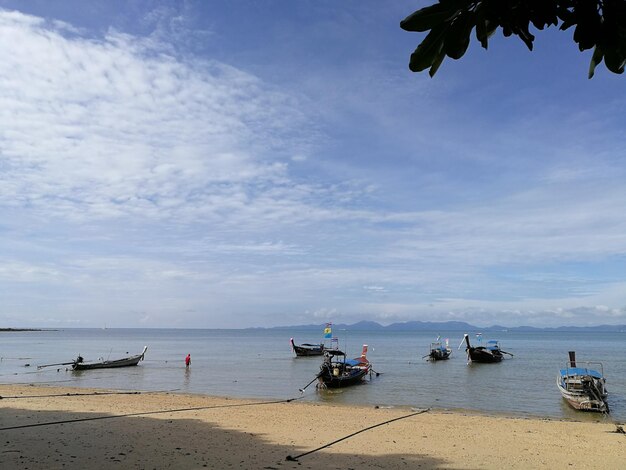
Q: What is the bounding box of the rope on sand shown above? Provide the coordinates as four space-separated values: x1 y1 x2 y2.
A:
1 391 138 399
0 389 182 400
286 408 430 461
0 396 304 431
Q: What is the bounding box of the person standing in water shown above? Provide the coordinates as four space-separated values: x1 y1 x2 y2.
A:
185 353 191 368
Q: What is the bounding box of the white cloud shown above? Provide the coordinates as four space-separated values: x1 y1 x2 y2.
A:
0 10 321 227
0 261 62 282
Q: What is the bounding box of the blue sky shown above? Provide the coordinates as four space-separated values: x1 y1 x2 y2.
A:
0 1 625 329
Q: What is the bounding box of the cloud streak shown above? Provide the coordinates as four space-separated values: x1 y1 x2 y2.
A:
0 10 317 226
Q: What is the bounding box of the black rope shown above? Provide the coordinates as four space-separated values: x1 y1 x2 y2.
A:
0 391 139 399
0 389 180 400
0 396 304 431
286 408 430 461
0 378 83 385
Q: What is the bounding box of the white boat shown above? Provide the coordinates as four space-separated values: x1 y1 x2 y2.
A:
424 337 451 361
556 351 608 413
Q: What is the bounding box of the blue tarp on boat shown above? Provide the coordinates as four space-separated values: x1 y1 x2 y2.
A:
559 367 603 379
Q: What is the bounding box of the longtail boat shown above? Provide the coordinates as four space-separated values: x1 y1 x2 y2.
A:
557 351 608 413
460 334 512 363
290 338 324 356
72 346 148 370
290 322 334 357
38 346 148 371
424 337 451 361
317 344 371 388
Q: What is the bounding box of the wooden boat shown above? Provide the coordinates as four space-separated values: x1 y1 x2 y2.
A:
290 323 334 357
461 334 511 363
557 351 608 413
72 346 148 370
425 338 451 361
317 344 371 388
290 337 324 356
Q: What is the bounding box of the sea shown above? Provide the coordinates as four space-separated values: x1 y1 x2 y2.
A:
1 328 624 423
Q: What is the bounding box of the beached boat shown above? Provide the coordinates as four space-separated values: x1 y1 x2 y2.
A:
72 346 148 370
425 338 451 361
317 345 371 388
290 323 334 357
290 338 325 356
461 334 512 363
557 351 608 413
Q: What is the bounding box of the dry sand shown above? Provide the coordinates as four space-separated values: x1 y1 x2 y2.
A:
1 384 624 469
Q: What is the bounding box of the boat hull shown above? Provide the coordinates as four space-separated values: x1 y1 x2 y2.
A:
556 372 608 413
468 347 502 363
291 338 324 357
428 349 451 361
317 345 372 388
318 366 369 388
462 335 504 363
73 355 143 370
72 347 147 371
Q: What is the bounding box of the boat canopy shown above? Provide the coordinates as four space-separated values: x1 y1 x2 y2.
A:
560 367 603 379
325 350 346 357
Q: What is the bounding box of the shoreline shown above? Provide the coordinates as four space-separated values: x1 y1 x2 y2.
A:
2 377 617 425
1 384 624 469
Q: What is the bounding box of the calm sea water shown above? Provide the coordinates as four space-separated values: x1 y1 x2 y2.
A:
1 328 624 422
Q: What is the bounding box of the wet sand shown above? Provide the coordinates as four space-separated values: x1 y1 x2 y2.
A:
1 384 624 469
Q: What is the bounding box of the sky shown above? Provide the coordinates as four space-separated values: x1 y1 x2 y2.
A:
0 1 625 329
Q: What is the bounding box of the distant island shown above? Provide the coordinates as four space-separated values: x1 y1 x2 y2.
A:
0 328 49 332
262 320 626 333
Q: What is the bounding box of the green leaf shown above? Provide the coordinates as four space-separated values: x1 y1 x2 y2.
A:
475 18 498 50
588 45 603 79
408 25 449 72
444 11 475 59
514 24 535 51
603 47 626 74
429 49 447 77
559 13 576 32
400 4 455 32
573 14 601 51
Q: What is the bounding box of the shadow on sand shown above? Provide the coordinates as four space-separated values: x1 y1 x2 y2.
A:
0 405 462 469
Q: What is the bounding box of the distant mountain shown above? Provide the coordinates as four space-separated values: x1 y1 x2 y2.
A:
264 321 626 332
347 320 386 330
384 321 477 331
508 324 626 332
270 321 385 331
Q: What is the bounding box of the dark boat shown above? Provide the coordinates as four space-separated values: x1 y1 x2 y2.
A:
290 337 324 356
557 351 608 413
290 323 334 357
461 334 511 363
72 346 148 370
425 338 451 361
317 344 371 388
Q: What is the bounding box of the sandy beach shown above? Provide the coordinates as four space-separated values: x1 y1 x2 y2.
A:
0 384 624 469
